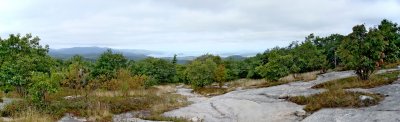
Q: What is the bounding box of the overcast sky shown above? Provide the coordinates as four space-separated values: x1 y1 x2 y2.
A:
0 0 399 56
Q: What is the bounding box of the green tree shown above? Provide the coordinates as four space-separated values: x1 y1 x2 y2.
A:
174 64 187 83
290 64 301 78
185 59 217 88
0 34 54 96
224 59 248 80
338 25 385 80
313 34 345 68
214 64 227 88
378 19 400 63
29 71 61 106
195 54 223 65
62 55 89 89
292 37 327 72
172 54 178 64
256 51 293 81
91 49 127 81
131 57 176 84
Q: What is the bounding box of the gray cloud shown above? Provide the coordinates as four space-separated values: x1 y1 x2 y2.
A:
0 0 399 56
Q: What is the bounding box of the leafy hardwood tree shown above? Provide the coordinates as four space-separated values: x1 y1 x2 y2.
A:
292 36 327 72
91 49 127 81
224 59 248 80
185 59 217 88
378 19 400 63
338 25 385 80
29 71 61 106
0 34 54 95
313 34 345 68
62 55 89 89
214 64 227 88
195 54 223 65
131 57 176 84
256 51 293 81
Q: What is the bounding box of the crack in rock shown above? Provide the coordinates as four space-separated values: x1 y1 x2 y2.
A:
210 102 227 117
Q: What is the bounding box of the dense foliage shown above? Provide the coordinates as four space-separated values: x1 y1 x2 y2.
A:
90 49 128 81
0 34 54 96
131 57 176 84
338 25 385 80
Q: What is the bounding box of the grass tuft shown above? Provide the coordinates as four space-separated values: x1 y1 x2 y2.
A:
313 71 400 89
288 89 383 112
193 87 228 96
280 71 320 82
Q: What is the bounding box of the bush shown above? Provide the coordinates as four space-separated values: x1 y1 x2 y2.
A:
102 69 147 91
185 59 217 88
61 55 90 89
256 55 292 81
91 49 128 81
29 71 61 106
0 34 55 96
144 77 158 89
131 58 176 84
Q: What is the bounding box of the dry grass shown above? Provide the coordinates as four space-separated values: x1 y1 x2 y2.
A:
0 92 22 99
313 71 400 89
1 85 190 122
289 71 399 113
383 61 400 69
1 107 54 122
228 79 269 89
280 71 320 82
288 89 383 112
193 87 228 96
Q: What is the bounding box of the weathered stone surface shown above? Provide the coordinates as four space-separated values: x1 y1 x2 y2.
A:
302 109 400 122
0 98 15 110
303 70 400 122
58 114 87 122
164 68 399 122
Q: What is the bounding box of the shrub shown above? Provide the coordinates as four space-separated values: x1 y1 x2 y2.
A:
185 59 217 88
144 77 158 89
102 69 146 91
29 71 61 106
91 49 128 81
131 57 176 84
0 34 55 96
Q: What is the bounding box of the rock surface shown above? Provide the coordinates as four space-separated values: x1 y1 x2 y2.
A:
164 69 399 122
58 114 87 122
0 98 15 110
301 70 400 122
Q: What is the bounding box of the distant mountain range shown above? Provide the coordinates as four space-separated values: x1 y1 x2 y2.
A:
49 47 160 60
49 47 250 63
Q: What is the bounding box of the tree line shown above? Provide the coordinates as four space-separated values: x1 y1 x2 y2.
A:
0 19 399 105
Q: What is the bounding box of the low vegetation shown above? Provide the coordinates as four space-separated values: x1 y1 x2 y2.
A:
288 89 383 112
383 61 400 69
289 71 399 113
313 71 400 89
1 86 189 121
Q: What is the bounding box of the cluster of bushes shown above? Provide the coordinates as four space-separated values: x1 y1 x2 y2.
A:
245 19 400 81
